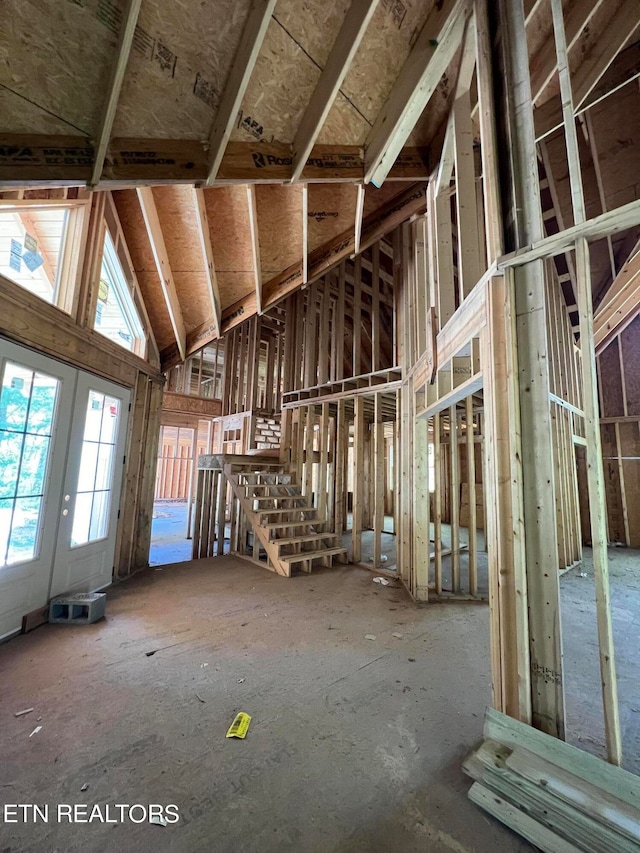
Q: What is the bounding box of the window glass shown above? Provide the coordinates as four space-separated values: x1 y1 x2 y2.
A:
71 391 120 547
0 362 59 566
94 231 144 354
0 209 68 304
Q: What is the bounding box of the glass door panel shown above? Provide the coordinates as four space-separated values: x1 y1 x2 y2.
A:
51 374 129 598
0 341 76 640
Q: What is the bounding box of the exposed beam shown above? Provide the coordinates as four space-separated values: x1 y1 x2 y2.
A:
90 0 142 187
205 0 277 184
291 0 380 182
529 0 605 103
192 187 221 335
301 183 308 284
364 0 469 187
160 181 427 368
594 242 640 354
499 199 640 270
354 183 365 255
247 185 262 314
552 0 620 762
572 0 639 111
0 137 430 185
534 11 640 140
136 187 186 361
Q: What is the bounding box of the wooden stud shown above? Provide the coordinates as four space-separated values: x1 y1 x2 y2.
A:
352 395 365 562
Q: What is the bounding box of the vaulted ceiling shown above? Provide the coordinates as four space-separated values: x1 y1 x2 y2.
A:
1 0 639 366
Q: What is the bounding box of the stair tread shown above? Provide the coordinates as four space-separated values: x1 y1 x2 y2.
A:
262 520 327 530
280 547 348 563
259 507 316 515
249 495 304 501
276 533 338 546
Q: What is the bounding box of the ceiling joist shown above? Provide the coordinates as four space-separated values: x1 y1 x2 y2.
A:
364 0 469 187
90 0 142 187
291 0 380 183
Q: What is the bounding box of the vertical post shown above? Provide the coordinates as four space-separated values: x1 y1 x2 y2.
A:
498 0 563 738
449 405 461 592
434 412 443 595
413 415 430 601
352 395 365 563
465 394 477 595
373 394 384 569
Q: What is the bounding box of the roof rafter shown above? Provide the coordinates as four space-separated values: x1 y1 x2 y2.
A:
205 0 278 185
529 0 605 104
192 187 221 336
364 0 470 187
90 0 142 187
160 181 427 369
291 0 380 183
247 185 262 314
136 187 187 361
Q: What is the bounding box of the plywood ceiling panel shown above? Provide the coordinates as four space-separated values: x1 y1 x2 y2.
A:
204 185 255 310
113 188 175 350
113 0 251 139
307 184 358 251
0 0 115 134
256 184 304 278
337 0 435 125
152 185 212 332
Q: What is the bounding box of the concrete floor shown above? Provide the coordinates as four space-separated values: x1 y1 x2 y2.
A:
150 501 192 566
0 557 532 853
561 545 640 774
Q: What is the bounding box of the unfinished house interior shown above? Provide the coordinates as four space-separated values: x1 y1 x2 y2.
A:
1 0 640 849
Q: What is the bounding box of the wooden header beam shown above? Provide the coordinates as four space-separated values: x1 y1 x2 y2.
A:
0 138 430 186
205 0 277 184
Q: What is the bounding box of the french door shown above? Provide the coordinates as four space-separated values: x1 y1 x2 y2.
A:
0 339 130 639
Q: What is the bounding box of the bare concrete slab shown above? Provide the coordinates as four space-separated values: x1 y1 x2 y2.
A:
0 557 531 852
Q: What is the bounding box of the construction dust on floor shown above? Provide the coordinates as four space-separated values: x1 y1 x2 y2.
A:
0 558 532 853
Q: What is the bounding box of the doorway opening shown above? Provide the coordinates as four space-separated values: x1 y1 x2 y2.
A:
150 421 211 566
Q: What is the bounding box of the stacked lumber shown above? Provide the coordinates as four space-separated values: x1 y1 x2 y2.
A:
464 708 640 852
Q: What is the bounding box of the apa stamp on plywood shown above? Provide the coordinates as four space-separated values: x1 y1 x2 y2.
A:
193 74 220 110
382 0 407 28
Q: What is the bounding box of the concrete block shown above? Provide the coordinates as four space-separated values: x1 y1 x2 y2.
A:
49 592 106 625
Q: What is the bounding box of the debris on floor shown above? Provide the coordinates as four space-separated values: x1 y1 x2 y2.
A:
365 634 376 640
373 577 390 586
14 707 34 717
150 815 167 827
28 726 42 737
226 712 251 739
195 693 205 703
392 632 403 639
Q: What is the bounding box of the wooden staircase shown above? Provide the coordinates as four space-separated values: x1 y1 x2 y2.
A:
217 454 347 576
